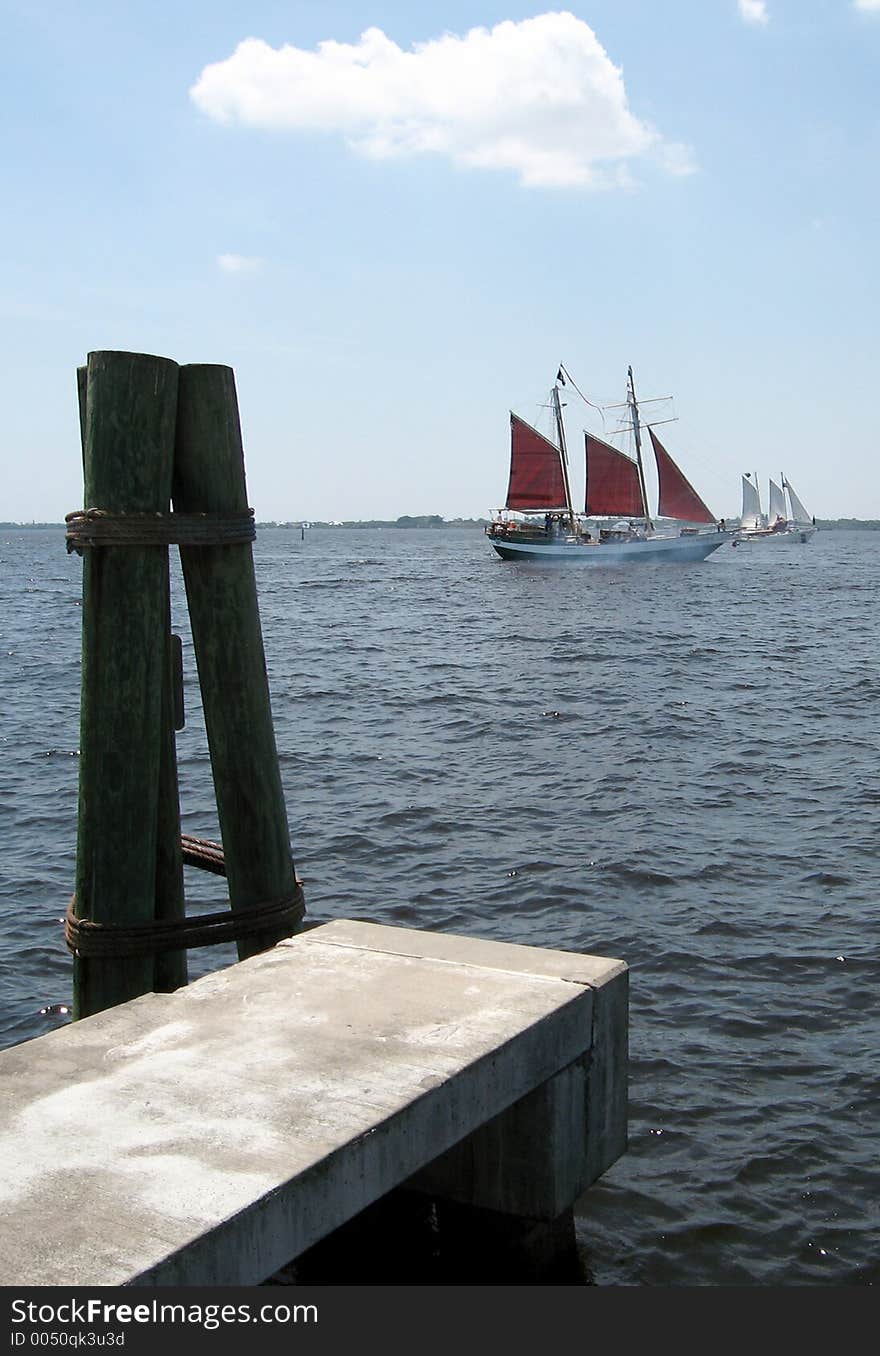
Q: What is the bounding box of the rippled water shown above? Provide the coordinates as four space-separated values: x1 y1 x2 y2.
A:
2 525 878 1285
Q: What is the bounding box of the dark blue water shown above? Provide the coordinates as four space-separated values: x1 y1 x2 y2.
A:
2 525 877 1285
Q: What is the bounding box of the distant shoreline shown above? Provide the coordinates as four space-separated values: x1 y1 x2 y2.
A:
3 518 879 531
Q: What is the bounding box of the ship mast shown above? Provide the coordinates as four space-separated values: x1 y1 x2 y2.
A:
551 380 576 531
627 366 653 531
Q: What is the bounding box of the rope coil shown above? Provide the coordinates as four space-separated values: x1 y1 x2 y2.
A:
65 507 256 554
65 835 305 959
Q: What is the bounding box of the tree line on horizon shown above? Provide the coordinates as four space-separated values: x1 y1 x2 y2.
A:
4 517 880 531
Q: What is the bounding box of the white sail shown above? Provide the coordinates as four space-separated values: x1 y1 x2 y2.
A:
740 475 764 531
783 477 812 526
768 479 786 525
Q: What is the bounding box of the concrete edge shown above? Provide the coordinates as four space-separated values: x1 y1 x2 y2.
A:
281 919 628 992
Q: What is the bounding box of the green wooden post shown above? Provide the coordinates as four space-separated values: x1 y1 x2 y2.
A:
173 364 302 958
76 366 88 453
75 365 187 996
72 351 180 1017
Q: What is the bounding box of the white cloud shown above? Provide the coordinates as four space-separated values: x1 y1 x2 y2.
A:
190 12 696 189
737 0 770 24
854 0 880 11
217 253 264 274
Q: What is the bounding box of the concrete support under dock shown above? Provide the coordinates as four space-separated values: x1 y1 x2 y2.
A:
0 920 627 1286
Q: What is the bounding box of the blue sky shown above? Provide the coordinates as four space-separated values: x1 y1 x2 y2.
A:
3 1 879 521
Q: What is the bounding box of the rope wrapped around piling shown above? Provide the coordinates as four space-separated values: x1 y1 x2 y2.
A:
65 507 256 554
65 834 305 958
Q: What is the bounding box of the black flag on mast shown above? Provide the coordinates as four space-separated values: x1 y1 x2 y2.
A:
556 367 566 385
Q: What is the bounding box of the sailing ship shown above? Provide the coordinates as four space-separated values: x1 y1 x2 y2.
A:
734 473 816 545
486 366 730 563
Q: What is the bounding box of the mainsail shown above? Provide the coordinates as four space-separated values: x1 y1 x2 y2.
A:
768 478 786 524
740 475 764 531
783 477 812 526
505 414 569 511
649 429 716 524
584 434 646 517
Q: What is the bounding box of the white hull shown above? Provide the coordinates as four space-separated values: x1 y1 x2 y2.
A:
489 530 730 564
732 526 816 546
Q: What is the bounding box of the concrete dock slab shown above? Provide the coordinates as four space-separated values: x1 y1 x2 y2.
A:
0 920 627 1286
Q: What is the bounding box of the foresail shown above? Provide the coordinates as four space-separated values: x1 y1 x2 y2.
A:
649 429 716 524
584 433 646 517
768 479 786 523
783 477 812 526
740 475 764 531
506 413 569 510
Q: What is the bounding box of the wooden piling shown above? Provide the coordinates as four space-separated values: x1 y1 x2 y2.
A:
72 351 180 1017
173 364 302 957
76 361 186 997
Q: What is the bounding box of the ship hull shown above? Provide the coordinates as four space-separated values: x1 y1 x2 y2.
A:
488 531 730 564
732 526 816 546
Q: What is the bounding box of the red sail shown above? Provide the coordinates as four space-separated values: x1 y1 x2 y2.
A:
649 429 715 523
584 434 645 516
505 414 568 510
